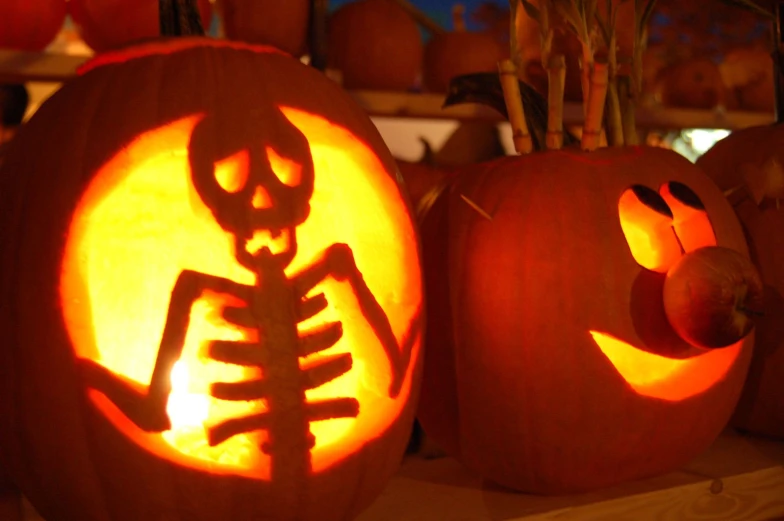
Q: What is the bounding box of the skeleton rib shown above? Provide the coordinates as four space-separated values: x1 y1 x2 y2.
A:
211 378 270 401
207 412 270 446
297 293 328 321
208 340 266 366
298 321 343 356
300 352 353 390
306 397 360 421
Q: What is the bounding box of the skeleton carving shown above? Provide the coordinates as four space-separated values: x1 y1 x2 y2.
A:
78 105 418 486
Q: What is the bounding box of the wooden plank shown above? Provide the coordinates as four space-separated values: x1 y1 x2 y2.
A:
355 430 784 521
0 50 87 83
16 431 784 521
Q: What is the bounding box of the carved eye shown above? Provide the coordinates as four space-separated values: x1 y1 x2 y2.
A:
660 181 717 252
214 149 249 193
266 146 302 187
618 185 682 273
619 183 718 272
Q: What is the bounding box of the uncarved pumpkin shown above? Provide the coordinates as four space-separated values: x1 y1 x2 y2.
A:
69 0 214 52
422 6 506 93
217 0 310 56
0 38 423 521
0 0 66 51
418 146 754 493
327 0 423 90
697 125 784 439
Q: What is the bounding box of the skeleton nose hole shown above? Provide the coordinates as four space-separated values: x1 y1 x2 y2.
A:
252 186 273 209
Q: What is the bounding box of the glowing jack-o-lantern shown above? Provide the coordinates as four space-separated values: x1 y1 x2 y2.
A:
0 39 423 521
418 145 755 494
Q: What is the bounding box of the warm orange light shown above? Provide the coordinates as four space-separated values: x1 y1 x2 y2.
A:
590 330 741 401
618 189 682 272
214 149 249 193
266 146 303 187
60 107 422 479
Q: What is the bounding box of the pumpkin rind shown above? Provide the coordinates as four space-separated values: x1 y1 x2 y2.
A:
0 38 423 521
697 125 784 439
418 146 753 493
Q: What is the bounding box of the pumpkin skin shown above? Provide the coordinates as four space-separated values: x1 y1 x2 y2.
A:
0 38 423 521
423 30 506 93
217 0 310 56
327 0 423 90
418 146 753 494
69 0 214 52
697 125 784 439
0 0 66 51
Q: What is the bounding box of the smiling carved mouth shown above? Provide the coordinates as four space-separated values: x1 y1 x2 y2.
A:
245 228 292 257
589 330 743 402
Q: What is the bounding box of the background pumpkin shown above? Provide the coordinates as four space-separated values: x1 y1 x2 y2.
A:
217 0 311 56
697 124 784 439
0 0 66 51
68 0 214 52
0 37 423 521
418 145 755 493
327 0 423 90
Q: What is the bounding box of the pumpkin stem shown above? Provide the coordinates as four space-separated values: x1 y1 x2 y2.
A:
545 53 565 149
499 59 533 154
581 58 608 151
618 74 639 144
309 0 329 71
390 0 447 36
159 0 205 37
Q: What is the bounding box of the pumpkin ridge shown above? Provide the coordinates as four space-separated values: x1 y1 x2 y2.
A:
77 37 288 76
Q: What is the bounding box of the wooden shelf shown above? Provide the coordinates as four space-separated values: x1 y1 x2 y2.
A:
13 430 784 521
1 49 776 131
355 430 784 521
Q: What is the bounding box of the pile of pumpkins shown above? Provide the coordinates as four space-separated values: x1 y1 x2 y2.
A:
0 1 783 521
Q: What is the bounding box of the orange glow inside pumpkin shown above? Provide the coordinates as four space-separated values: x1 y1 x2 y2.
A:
599 184 735 401
618 185 717 272
60 107 422 479
590 331 742 401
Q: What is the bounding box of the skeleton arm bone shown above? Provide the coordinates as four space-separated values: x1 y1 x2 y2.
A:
293 243 418 398
78 269 250 432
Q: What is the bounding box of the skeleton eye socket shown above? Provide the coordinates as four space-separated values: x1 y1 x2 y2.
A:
266 146 302 187
214 149 250 193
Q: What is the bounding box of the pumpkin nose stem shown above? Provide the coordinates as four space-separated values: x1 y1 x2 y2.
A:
662 246 764 349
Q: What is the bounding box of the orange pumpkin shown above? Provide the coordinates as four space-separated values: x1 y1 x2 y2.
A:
69 0 214 52
327 0 423 90
418 146 755 493
697 125 784 439
422 5 507 93
0 38 423 521
0 0 66 51
217 0 310 56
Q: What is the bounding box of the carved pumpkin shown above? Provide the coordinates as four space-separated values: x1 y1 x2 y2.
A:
0 38 423 521
69 0 214 52
697 125 784 439
418 146 754 493
0 0 66 51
